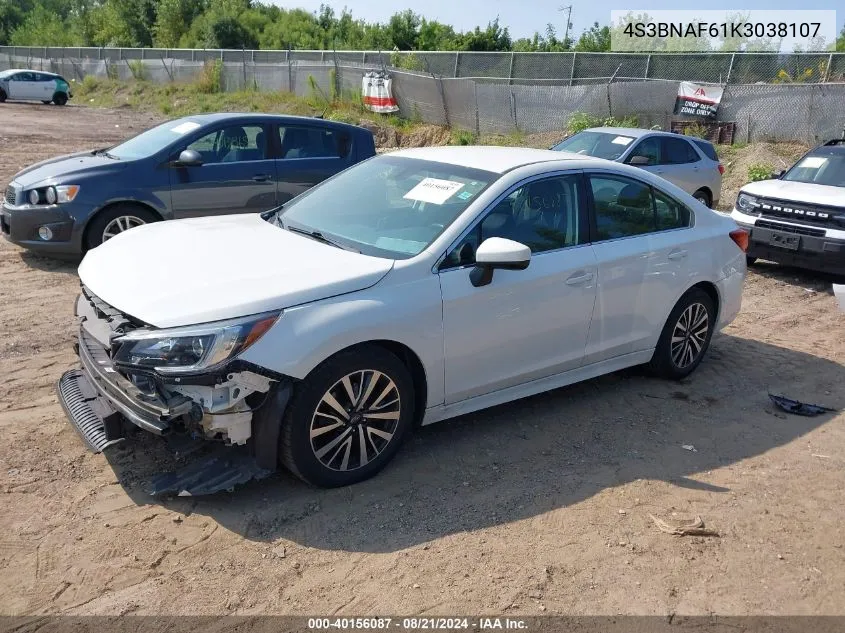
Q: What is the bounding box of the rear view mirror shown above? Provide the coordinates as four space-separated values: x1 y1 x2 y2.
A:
175 149 203 167
470 237 531 287
628 155 651 166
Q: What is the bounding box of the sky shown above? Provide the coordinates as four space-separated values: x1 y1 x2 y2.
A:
268 1 840 40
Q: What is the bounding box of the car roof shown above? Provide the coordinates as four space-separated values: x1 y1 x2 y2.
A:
0 68 59 77
175 112 363 131
583 127 715 145
388 145 606 174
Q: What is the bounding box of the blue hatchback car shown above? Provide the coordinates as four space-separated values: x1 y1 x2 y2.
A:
1 113 376 257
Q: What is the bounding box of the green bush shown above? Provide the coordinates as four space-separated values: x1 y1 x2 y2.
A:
748 163 774 182
196 60 223 94
451 129 476 145
128 60 147 81
567 112 639 134
682 122 708 139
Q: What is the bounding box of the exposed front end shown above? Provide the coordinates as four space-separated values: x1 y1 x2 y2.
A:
57 287 290 493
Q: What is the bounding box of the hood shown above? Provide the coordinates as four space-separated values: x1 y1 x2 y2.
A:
741 179 845 209
78 214 395 328
11 150 126 188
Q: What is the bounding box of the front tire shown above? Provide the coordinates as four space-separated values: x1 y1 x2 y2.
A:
648 288 716 380
746 256 757 266
85 204 158 250
280 346 415 487
52 92 68 106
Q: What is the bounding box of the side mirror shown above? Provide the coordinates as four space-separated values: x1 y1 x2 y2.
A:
470 237 531 287
174 149 203 167
772 169 785 179
628 155 651 166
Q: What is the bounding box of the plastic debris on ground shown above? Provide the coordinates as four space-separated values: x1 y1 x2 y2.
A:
768 393 837 417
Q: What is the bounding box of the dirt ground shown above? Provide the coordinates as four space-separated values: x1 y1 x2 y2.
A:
1 103 845 617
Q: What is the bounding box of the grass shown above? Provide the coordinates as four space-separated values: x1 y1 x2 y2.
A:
74 75 423 133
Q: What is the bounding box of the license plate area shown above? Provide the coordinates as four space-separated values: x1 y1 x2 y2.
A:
769 231 800 251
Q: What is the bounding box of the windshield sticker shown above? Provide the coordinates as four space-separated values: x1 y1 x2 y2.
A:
171 121 201 135
457 190 474 200
798 156 827 169
611 136 634 145
404 178 465 205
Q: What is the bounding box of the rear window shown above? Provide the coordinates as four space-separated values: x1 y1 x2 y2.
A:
691 138 719 161
278 126 351 159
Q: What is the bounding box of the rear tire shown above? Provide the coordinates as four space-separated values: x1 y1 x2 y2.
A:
279 346 415 488
693 189 712 208
746 256 757 266
0 90 6 103
648 288 716 380
85 204 158 250
42 100 52 105
52 92 68 106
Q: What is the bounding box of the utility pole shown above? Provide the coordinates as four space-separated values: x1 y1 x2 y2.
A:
558 5 573 48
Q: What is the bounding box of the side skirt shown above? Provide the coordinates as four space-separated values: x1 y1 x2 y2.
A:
421 349 654 426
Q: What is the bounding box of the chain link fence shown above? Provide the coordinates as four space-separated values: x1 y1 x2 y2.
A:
2 47 845 143
4 47 844 83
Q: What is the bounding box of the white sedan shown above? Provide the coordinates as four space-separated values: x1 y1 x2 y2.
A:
60 146 747 489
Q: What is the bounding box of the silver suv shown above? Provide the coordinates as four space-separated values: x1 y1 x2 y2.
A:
552 127 723 208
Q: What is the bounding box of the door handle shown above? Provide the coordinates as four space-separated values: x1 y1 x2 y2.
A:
668 249 688 261
252 174 271 182
565 271 594 285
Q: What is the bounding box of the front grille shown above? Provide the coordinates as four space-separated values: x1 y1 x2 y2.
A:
755 219 825 237
756 196 843 230
4 186 15 206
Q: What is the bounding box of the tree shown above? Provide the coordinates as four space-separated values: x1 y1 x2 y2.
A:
9 2 74 46
385 9 420 50
154 0 207 48
459 18 511 51
837 23 844 52
574 21 610 52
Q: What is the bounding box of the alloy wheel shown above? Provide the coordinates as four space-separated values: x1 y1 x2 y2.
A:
102 215 146 242
670 302 709 369
309 369 401 472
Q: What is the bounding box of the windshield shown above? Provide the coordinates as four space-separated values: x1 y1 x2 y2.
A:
782 150 845 188
552 131 635 160
278 155 496 259
108 118 204 160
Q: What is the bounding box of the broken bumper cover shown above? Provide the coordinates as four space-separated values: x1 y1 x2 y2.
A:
56 328 291 495
60 328 193 445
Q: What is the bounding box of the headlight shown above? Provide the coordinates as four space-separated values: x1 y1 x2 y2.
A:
736 192 759 213
54 185 80 203
111 311 280 374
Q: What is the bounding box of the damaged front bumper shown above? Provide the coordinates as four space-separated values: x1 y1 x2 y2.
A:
57 324 292 495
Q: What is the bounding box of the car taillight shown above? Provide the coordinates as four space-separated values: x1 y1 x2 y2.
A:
730 228 749 252
718 163 725 175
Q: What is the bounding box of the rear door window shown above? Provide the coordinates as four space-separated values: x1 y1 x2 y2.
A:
278 126 351 159
661 137 700 164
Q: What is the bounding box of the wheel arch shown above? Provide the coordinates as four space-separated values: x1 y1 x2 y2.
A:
685 280 721 325
82 200 163 248
693 186 713 206
309 339 429 428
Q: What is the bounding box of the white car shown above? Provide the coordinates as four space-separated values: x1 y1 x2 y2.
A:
0 69 72 105
731 139 845 275
58 147 747 490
